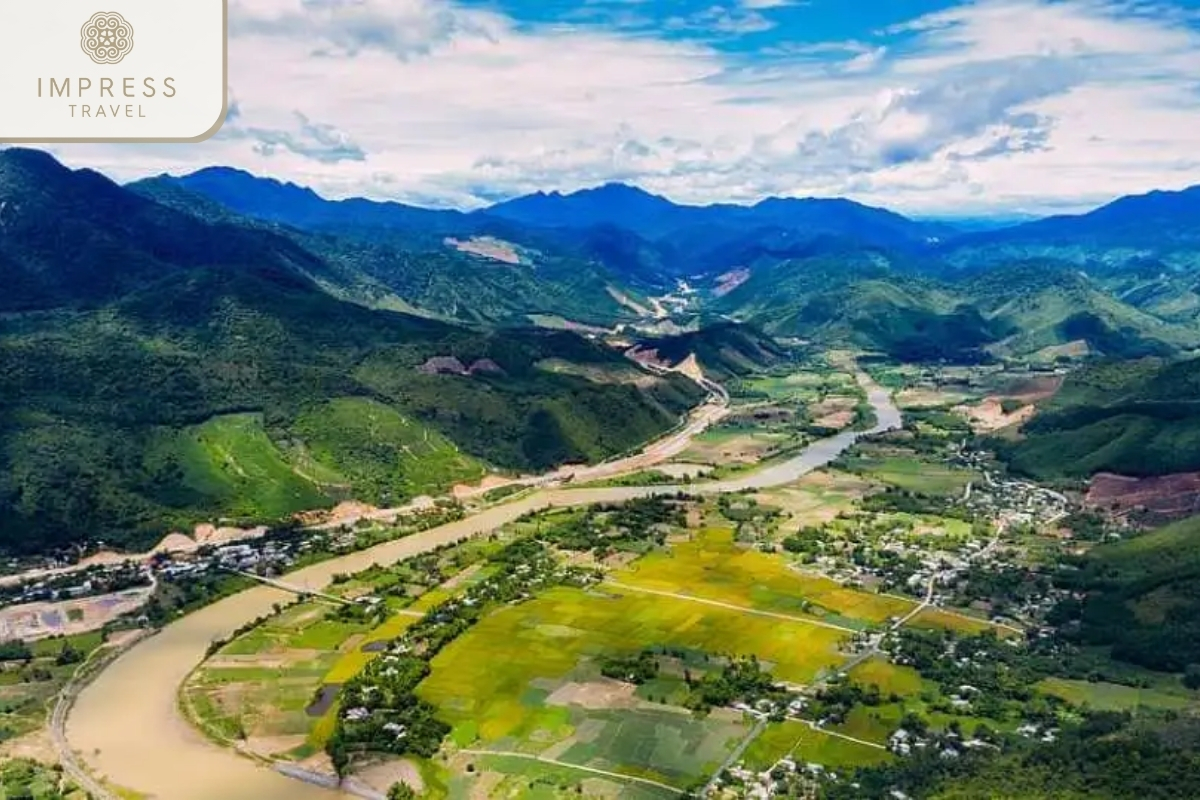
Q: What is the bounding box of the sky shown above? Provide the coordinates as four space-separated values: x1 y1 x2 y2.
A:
43 0 1200 216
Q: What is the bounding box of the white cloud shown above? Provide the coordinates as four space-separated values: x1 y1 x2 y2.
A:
45 0 1200 215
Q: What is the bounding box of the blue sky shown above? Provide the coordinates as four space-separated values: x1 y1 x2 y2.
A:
47 0 1200 215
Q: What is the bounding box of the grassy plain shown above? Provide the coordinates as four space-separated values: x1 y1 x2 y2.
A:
840 451 977 496
1037 677 1197 712
742 721 891 771
847 657 925 697
167 413 332 520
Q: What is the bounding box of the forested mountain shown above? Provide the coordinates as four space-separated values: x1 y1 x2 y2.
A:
957 262 1200 359
996 356 1200 479
1053 513 1200 673
714 250 1000 362
133 172 641 326
0 149 704 554
943 184 1200 271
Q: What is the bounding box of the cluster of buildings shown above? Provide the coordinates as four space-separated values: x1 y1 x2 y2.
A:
0 561 151 608
711 757 832 799
951 445 1070 527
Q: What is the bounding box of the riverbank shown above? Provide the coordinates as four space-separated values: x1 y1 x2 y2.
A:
64 373 899 800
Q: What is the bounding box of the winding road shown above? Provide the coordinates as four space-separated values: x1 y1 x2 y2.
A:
61 374 901 800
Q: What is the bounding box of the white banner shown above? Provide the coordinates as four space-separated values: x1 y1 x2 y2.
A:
0 0 226 142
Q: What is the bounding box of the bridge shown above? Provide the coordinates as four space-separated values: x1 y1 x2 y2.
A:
231 570 355 606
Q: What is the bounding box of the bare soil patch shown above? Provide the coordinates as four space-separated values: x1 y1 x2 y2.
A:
444 236 522 265
0 729 57 764
954 397 1037 433
545 679 639 710
452 475 520 499
354 757 426 794
206 650 323 669
244 735 308 759
1086 471 1200 524
0 587 152 641
713 268 750 297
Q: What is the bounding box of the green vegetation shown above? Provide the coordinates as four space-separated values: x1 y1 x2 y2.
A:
290 398 484 504
0 631 108 743
716 254 1001 363
743 720 891 771
633 322 789 380
1052 513 1200 672
997 355 1200 479
0 149 707 555
619 527 914 625
828 711 1200 800
0 759 86 799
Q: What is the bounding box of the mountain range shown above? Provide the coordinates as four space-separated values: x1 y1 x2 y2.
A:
0 149 733 553
141 164 1200 362
4 144 1200 552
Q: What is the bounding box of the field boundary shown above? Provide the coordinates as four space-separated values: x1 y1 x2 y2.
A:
459 748 683 794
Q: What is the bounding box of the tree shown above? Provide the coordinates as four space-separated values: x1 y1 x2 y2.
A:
387 782 417 800
1184 664 1200 690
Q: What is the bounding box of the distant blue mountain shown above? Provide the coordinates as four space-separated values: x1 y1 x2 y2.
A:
951 184 1200 249
156 167 470 234
484 182 950 250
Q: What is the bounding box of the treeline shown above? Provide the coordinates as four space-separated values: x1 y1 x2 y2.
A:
824 711 1200 800
1049 514 1200 673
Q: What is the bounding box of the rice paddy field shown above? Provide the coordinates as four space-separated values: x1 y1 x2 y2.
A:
908 607 1007 637
415 577 851 789
455 754 680 799
847 658 924 697
742 721 892 772
615 528 915 625
182 601 375 758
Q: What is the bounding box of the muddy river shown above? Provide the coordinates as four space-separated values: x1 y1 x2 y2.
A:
65 379 900 799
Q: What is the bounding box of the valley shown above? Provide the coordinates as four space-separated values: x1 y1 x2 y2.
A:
4 144 1200 800
30 360 1138 800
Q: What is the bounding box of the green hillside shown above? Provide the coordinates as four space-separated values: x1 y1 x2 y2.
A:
834 711 1200 800
1052 514 1200 673
960 263 1200 359
0 265 702 553
716 254 1000 362
131 177 639 327
997 357 1200 480
0 151 705 555
632 322 790 379
718 254 1199 363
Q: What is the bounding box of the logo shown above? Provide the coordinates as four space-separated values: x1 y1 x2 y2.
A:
0 0 225 142
80 12 135 65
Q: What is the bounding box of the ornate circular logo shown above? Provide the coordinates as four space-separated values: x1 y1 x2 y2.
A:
80 12 134 65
